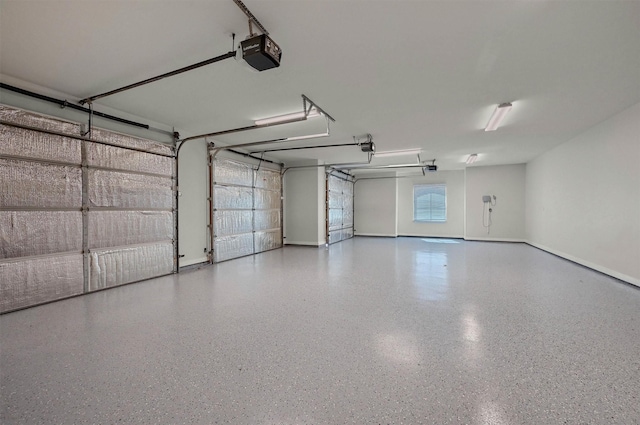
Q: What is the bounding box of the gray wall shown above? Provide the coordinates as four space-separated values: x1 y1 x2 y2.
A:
284 164 326 246
354 176 397 237
177 140 208 266
464 164 526 241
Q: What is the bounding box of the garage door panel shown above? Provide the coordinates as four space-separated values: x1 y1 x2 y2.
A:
0 211 82 259
0 159 82 208
88 169 173 209
329 209 343 229
214 185 253 210
214 233 254 262
255 169 280 190
90 128 173 156
327 175 354 244
343 195 353 210
213 158 253 187
255 229 281 253
254 188 280 210
254 210 280 231
0 105 81 135
86 143 173 176
328 230 343 245
344 181 353 197
344 208 354 227
0 126 82 164
88 242 174 291
214 210 253 237
212 159 282 263
1 105 176 313
0 254 84 313
328 192 342 208
88 211 173 249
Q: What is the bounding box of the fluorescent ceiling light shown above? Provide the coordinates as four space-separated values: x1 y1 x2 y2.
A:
285 132 329 141
484 102 512 131
374 148 422 158
466 154 478 164
255 108 321 126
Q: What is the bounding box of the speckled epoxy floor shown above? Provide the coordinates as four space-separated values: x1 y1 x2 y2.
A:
1 238 639 424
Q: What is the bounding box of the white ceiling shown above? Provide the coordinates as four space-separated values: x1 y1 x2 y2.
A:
1 0 639 171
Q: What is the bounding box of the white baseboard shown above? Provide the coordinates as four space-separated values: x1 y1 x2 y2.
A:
526 241 639 288
284 240 324 247
355 233 398 238
397 234 464 239
464 237 526 243
179 257 208 267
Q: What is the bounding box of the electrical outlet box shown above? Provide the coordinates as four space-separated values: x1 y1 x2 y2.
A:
482 195 492 203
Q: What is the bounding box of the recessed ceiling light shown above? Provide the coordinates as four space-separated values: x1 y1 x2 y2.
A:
485 103 512 131
466 154 478 164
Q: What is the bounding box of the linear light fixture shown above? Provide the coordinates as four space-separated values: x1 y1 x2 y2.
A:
485 102 512 131
466 154 478 165
374 148 422 158
255 108 321 126
285 132 329 142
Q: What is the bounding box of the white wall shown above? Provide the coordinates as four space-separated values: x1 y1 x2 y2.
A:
354 176 397 237
526 102 640 286
465 164 526 241
284 164 326 246
177 139 208 267
397 171 465 238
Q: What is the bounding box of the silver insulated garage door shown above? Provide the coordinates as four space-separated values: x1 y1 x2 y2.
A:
0 105 176 313
212 158 282 262
327 174 354 244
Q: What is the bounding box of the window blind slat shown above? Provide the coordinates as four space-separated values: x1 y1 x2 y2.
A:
413 184 446 222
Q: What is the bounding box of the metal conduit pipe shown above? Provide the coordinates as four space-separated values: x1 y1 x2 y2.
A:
180 117 306 144
0 120 175 158
0 83 174 135
79 51 236 105
332 163 434 171
282 156 372 177
227 148 283 166
282 164 357 178
353 174 425 185
249 143 357 155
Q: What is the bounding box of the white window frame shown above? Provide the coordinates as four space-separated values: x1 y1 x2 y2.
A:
413 184 447 223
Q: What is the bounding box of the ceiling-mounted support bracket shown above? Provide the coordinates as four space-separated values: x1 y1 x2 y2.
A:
233 0 270 36
302 94 336 123
80 102 93 137
180 94 334 143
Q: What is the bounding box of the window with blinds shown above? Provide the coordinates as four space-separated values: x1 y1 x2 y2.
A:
413 184 446 222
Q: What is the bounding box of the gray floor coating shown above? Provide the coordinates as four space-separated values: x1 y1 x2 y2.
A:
1 238 639 425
